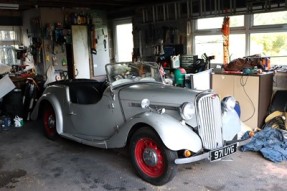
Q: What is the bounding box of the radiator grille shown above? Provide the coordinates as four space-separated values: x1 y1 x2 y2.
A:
197 94 223 150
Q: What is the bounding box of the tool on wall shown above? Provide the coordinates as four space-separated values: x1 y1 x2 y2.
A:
221 16 230 65
91 28 97 54
23 78 39 120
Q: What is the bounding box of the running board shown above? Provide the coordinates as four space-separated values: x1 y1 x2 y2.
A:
60 133 108 149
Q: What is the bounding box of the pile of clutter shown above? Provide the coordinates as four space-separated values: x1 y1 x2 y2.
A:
223 54 271 74
240 91 287 162
0 115 24 131
0 74 26 131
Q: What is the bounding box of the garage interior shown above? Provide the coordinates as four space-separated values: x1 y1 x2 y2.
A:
0 0 287 190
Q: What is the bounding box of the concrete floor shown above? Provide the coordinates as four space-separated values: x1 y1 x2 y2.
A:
0 120 287 191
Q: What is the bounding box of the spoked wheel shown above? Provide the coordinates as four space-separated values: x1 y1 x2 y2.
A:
43 104 57 140
130 128 178 186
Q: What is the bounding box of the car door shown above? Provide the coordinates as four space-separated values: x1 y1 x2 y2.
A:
69 90 124 139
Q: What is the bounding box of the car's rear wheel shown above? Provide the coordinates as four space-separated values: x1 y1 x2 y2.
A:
43 104 57 140
130 128 178 185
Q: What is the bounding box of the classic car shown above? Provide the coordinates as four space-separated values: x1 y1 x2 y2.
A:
31 62 251 185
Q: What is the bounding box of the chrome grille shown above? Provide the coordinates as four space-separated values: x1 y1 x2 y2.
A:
197 93 223 150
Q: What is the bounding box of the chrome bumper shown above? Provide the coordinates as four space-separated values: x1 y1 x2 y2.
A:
174 138 251 164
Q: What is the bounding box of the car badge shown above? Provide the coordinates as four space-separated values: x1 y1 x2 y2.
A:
211 94 218 99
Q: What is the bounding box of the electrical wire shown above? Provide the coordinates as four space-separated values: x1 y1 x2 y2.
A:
240 75 256 122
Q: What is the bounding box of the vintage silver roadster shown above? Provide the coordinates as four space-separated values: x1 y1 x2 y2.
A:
31 62 250 185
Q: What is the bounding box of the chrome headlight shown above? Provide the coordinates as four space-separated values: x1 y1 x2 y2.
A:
180 102 195 120
141 98 150 109
222 96 236 111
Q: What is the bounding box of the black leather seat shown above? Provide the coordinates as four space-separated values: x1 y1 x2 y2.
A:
49 79 107 104
69 85 101 104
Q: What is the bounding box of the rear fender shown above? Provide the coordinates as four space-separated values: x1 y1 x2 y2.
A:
31 93 64 134
107 112 202 152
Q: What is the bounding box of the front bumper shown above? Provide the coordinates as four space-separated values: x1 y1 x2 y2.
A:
174 137 251 164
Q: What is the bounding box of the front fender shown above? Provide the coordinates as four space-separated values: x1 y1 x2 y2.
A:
222 109 241 141
31 92 64 134
107 112 203 153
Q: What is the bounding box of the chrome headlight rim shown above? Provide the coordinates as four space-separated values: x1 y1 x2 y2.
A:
180 102 195 121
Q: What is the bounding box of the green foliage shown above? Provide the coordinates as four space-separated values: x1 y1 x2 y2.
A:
251 33 287 56
272 35 286 53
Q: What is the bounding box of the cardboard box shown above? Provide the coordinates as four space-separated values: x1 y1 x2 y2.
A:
0 75 16 99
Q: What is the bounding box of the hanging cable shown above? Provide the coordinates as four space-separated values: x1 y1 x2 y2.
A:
240 75 256 122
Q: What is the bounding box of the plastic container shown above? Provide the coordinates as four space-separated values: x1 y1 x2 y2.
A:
234 101 241 117
174 68 186 87
171 55 180 69
2 116 11 130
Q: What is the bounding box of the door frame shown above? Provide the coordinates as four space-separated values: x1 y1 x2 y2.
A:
113 17 133 62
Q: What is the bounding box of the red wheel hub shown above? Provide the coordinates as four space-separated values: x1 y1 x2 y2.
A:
135 137 165 178
43 109 56 137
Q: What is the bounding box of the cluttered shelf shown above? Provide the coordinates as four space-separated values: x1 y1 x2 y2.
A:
213 70 274 76
206 55 279 130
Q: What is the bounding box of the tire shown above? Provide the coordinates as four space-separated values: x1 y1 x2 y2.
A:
129 128 178 186
43 104 58 140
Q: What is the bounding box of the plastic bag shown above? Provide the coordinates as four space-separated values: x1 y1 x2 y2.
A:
23 52 36 72
44 64 56 87
14 115 24 128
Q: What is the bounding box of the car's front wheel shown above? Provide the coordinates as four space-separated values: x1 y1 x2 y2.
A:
130 128 178 186
43 104 57 140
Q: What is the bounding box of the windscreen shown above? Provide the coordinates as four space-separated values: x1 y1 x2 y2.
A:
105 62 163 88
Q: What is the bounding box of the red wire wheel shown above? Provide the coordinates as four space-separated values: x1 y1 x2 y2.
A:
43 104 57 140
130 128 177 186
134 137 165 178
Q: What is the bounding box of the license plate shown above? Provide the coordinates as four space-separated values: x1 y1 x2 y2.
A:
209 143 237 161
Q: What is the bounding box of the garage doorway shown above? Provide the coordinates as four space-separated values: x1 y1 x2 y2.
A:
113 18 133 62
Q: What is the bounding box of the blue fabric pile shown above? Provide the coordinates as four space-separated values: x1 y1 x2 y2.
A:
240 127 287 162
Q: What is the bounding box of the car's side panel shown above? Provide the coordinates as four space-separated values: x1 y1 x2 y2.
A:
117 84 199 127
107 112 203 152
69 93 123 138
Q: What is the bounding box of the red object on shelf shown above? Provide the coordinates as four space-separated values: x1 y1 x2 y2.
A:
223 71 243 74
162 61 169 68
20 73 34 78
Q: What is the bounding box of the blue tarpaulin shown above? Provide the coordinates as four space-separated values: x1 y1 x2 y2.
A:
240 127 287 162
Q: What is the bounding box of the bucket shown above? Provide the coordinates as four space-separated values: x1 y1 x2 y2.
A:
174 68 186 87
